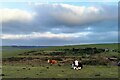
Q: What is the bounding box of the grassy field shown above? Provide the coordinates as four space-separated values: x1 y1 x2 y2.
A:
2 47 31 58
2 64 119 78
41 43 119 50
2 43 119 58
1 43 120 78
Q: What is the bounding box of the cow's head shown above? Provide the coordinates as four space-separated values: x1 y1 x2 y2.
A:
48 60 50 63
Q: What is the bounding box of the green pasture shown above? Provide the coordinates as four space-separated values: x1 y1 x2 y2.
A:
1 43 120 78
2 64 119 78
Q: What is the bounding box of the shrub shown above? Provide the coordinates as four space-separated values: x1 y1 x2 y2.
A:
27 57 33 60
82 59 108 65
7 57 23 61
51 57 63 61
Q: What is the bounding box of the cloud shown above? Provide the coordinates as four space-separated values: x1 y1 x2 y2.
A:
1 3 118 45
2 3 117 34
2 31 117 46
33 3 117 27
0 31 92 39
0 8 34 23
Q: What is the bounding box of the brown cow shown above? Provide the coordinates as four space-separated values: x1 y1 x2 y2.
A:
48 60 57 64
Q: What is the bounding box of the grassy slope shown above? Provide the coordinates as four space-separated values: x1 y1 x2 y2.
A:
2 46 30 58
42 43 118 50
2 43 119 58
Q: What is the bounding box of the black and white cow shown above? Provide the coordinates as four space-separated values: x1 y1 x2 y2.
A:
118 61 120 66
72 60 83 70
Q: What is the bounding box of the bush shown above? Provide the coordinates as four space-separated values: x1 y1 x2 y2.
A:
27 57 33 60
7 57 23 61
33 52 42 55
82 59 108 65
51 57 63 61
50 52 65 56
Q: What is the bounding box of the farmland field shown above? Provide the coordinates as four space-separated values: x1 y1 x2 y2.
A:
1 43 120 79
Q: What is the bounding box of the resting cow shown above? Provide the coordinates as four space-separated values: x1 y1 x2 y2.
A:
72 60 83 70
48 60 57 64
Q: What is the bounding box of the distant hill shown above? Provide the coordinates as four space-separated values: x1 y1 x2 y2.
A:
2 43 119 50
2 43 119 58
41 43 119 51
11 46 50 49
2 46 50 50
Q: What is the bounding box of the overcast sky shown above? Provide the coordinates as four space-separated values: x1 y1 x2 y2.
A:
0 1 118 46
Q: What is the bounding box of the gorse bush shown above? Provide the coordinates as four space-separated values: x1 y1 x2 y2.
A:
7 57 23 61
82 59 108 65
63 47 105 55
51 57 63 61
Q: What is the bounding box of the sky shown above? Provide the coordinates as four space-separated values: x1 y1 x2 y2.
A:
0 0 119 46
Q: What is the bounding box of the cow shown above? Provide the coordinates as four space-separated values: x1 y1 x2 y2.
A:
72 60 83 70
118 61 120 66
48 59 57 64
